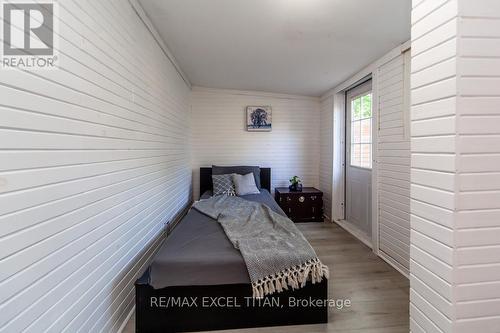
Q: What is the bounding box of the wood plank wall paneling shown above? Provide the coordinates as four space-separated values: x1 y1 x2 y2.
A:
0 0 191 332
455 0 500 331
411 1 500 331
320 96 334 220
190 88 320 200
410 0 457 332
377 54 411 276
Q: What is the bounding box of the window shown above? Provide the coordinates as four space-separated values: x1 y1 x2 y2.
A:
350 92 372 169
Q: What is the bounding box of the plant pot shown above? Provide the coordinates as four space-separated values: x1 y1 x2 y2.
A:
289 183 303 192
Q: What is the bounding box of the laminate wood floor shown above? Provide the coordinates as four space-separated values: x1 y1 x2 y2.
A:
123 222 409 333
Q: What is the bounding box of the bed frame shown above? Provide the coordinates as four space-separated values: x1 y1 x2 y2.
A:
199 166 271 195
135 167 328 333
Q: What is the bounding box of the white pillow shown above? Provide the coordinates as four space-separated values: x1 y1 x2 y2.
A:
232 173 260 196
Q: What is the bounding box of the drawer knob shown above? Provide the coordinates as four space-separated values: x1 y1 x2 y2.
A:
299 196 305 203
287 197 291 202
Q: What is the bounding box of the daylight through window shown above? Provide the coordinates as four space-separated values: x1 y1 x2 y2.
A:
350 93 372 169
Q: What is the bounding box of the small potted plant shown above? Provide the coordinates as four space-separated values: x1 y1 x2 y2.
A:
289 175 303 192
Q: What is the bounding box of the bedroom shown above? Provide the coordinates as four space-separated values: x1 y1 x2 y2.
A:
0 0 499 333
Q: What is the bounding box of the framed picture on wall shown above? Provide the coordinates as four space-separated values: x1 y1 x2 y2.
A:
246 106 272 132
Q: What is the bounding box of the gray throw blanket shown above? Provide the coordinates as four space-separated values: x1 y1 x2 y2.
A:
193 195 329 298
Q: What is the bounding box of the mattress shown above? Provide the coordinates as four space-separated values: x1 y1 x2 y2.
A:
149 189 286 289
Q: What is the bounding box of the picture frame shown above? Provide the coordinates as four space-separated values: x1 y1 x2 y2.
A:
246 106 272 132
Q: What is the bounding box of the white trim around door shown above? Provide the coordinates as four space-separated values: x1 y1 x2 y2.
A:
324 41 410 274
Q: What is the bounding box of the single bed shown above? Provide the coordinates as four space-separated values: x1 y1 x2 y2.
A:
135 167 328 333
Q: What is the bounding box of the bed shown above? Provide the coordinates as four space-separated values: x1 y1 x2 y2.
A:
135 167 328 333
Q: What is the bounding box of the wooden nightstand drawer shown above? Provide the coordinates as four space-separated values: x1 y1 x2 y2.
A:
275 187 323 223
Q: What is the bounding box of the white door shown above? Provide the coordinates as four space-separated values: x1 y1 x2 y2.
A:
346 80 373 237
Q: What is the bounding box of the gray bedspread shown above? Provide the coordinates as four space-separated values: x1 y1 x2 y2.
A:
149 190 286 288
192 195 329 298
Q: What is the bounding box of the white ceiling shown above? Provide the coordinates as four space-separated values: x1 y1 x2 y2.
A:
139 0 411 97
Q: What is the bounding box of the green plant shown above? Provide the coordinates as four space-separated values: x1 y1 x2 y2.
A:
289 176 301 185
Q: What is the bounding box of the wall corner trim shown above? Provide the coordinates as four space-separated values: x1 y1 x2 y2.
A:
191 86 320 102
320 40 411 100
128 0 192 89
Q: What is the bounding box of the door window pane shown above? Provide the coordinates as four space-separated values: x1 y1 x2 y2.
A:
360 118 371 143
352 98 361 120
350 144 361 167
351 120 361 143
360 144 372 168
362 94 372 118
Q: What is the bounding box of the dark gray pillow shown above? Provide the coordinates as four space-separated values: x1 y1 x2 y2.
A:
212 165 261 189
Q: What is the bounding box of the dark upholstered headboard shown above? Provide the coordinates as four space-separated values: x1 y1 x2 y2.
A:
200 167 271 196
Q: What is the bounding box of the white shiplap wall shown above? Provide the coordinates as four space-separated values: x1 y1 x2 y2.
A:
410 0 457 331
455 0 500 331
319 96 333 220
0 0 191 332
377 53 411 275
191 87 320 200
411 0 500 331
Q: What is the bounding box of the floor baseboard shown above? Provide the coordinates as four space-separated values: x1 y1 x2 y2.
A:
117 202 192 333
334 219 373 249
378 251 410 279
118 305 135 333
333 220 409 279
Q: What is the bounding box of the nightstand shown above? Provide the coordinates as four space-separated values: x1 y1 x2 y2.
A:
275 187 323 222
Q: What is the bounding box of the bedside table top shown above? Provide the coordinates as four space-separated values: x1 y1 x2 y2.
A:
275 187 322 194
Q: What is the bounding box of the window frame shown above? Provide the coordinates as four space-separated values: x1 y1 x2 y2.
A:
349 91 373 170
